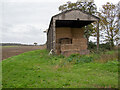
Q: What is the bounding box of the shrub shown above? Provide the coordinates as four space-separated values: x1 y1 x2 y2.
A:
57 55 65 58
67 54 93 64
88 41 112 53
99 42 111 51
67 54 80 62
88 41 96 51
78 55 93 63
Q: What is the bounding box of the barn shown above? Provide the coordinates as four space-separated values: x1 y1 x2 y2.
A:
46 9 100 56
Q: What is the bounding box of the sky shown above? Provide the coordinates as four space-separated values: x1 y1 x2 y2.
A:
0 0 119 45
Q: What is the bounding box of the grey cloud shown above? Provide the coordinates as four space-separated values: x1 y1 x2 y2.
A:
2 1 60 44
2 24 47 44
2 2 59 25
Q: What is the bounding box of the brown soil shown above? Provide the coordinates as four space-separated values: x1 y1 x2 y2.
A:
2 46 46 60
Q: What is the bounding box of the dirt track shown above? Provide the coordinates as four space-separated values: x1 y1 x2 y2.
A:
2 46 46 60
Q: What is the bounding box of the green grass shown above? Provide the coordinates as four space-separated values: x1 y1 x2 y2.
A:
2 49 118 88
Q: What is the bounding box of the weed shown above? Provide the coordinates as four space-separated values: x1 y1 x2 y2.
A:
67 54 93 64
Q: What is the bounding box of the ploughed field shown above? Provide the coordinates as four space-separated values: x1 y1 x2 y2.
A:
2 46 46 60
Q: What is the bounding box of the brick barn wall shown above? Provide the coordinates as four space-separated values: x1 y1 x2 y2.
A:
55 27 89 56
56 27 72 42
55 27 71 54
47 24 54 51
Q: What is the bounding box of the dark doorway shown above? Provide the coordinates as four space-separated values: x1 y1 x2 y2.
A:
59 38 72 44
58 38 72 54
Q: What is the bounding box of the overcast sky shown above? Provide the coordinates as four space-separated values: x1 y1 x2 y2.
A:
0 0 119 45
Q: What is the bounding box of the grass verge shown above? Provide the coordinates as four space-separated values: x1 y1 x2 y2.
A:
2 49 118 88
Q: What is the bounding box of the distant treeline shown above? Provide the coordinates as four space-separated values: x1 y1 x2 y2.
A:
0 43 34 46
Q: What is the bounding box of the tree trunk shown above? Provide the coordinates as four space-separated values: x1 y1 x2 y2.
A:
97 20 99 52
86 36 89 48
110 29 114 48
110 38 114 49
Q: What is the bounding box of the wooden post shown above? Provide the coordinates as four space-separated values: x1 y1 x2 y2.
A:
97 20 99 52
53 19 56 54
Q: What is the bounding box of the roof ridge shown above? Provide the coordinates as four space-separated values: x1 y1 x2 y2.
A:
53 9 100 20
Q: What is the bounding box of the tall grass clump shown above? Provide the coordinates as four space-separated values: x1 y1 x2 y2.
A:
92 50 118 63
67 54 93 64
